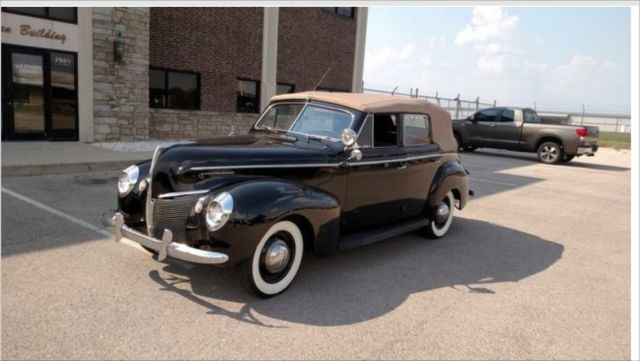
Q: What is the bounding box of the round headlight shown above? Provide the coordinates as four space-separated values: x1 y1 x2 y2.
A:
117 165 139 196
205 192 234 231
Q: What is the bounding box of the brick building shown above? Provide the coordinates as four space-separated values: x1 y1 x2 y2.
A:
1 7 367 142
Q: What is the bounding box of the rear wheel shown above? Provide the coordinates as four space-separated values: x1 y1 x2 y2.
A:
537 141 563 164
244 221 304 298
425 191 455 239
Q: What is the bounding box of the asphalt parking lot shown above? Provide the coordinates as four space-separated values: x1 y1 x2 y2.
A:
1 147 631 360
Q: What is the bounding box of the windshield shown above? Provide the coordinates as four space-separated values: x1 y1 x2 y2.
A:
256 103 354 140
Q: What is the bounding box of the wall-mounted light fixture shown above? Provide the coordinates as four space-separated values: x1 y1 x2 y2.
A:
114 31 125 63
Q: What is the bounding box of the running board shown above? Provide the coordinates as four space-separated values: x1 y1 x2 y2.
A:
339 217 430 250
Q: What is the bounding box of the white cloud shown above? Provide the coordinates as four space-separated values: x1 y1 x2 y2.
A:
364 43 436 87
455 7 520 74
545 56 618 93
455 7 518 45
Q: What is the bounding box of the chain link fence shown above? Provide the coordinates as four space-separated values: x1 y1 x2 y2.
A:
363 86 631 133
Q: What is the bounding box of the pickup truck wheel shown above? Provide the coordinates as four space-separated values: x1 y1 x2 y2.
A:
537 142 563 164
425 191 455 239
454 133 464 151
244 221 303 298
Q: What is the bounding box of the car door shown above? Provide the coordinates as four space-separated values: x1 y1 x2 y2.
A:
342 113 409 233
466 108 500 146
401 113 440 217
489 108 522 150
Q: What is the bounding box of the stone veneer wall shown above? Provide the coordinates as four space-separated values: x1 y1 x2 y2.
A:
149 110 259 140
92 7 150 141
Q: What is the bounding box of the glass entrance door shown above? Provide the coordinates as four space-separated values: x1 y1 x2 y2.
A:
1 45 78 141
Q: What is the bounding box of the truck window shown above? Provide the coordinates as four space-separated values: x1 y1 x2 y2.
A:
523 109 540 123
475 108 499 122
500 109 515 123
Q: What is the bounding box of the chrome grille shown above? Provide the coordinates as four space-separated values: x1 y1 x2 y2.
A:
151 194 200 243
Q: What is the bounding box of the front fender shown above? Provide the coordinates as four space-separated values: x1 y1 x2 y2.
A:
211 179 341 265
427 160 470 211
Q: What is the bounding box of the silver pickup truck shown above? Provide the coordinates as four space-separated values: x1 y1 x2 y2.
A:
452 107 599 164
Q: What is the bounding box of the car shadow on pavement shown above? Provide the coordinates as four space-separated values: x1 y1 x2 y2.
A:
466 150 630 172
148 217 563 327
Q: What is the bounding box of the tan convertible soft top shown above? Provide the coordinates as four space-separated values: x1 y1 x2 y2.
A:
270 91 456 152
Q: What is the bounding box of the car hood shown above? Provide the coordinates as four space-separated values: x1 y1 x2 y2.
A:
150 134 342 195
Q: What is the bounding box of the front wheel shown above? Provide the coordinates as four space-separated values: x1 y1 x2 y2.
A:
244 221 304 298
425 191 455 239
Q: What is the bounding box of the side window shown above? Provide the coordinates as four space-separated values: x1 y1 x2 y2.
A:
523 109 540 123
500 109 515 123
403 114 431 145
358 114 373 148
475 108 500 122
373 113 398 147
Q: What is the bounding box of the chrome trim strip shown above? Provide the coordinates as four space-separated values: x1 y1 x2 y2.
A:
157 189 210 199
349 152 455 166
114 213 228 265
190 163 340 171
188 152 457 171
146 146 163 235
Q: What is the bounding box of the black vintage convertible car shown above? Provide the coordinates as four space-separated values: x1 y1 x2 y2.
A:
114 91 471 297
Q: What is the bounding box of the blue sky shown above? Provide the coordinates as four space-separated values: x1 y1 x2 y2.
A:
363 7 631 114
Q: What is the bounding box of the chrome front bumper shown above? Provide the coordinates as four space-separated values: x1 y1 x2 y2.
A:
113 212 228 265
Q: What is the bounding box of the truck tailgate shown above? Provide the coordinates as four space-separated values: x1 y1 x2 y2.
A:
585 126 599 143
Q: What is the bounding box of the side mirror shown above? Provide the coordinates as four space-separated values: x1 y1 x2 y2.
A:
468 115 476 122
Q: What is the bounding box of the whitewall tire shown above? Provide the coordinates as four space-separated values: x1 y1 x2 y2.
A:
425 191 455 239
245 221 304 297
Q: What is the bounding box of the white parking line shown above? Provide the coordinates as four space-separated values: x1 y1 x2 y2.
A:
2 187 112 238
472 177 519 187
1 187 194 269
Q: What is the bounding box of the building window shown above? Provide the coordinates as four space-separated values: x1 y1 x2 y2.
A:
276 83 295 95
149 68 200 110
2 7 77 23
321 7 355 19
237 79 260 113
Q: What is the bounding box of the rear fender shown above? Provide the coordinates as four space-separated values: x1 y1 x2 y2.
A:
427 161 470 213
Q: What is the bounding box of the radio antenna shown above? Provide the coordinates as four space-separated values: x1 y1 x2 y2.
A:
313 66 333 91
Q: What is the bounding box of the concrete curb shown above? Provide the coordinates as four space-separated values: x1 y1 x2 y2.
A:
2 160 145 177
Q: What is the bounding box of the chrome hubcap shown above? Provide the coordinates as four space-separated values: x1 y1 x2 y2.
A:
541 145 558 162
435 203 450 224
264 239 290 274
